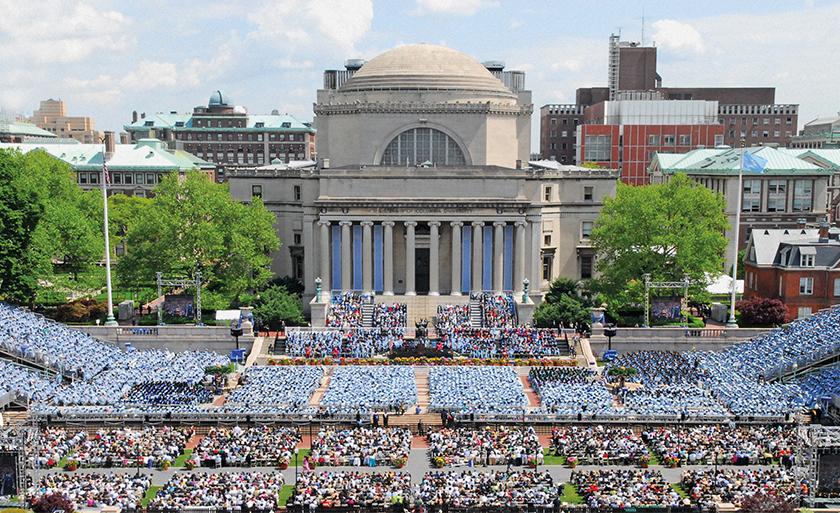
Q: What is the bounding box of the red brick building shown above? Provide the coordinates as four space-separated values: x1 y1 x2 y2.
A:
743 223 840 320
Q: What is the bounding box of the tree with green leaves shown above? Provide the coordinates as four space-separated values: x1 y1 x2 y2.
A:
0 149 103 304
253 285 306 329
533 294 590 328
590 173 728 305
117 171 280 305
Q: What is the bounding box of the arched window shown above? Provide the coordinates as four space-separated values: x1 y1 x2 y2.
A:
380 127 466 166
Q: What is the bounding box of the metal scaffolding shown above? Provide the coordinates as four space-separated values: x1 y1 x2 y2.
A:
155 271 202 325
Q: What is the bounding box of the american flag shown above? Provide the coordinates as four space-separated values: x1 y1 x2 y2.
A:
102 159 110 185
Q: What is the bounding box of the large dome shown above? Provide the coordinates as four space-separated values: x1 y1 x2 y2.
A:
340 44 514 97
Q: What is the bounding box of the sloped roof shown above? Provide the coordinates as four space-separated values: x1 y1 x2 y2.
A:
655 146 831 176
0 120 56 138
747 228 820 266
780 148 840 169
124 111 314 133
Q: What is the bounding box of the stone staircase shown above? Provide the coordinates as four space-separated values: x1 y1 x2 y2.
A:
468 298 483 327
309 368 332 406
361 302 374 328
1 410 30 426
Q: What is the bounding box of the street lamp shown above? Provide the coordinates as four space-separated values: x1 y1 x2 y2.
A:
604 324 617 352
294 448 299 486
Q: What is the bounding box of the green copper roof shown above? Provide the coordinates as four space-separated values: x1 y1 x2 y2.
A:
0 120 57 138
124 112 315 133
653 146 834 176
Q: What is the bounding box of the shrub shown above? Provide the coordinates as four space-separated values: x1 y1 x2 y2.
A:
31 494 74 513
736 296 788 326
738 493 797 513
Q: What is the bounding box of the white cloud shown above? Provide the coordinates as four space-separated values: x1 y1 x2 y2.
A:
247 0 373 54
0 0 133 63
509 18 525 30
120 61 179 91
274 58 315 70
412 0 499 16
651 19 705 55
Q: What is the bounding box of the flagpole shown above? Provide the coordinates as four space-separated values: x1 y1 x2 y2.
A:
101 138 117 326
726 139 746 328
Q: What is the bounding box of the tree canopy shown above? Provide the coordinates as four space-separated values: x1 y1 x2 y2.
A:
590 173 728 304
0 149 103 304
253 285 306 329
117 171 280 304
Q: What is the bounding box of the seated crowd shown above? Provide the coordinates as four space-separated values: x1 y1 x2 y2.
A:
621 385 731 418
429 367 527 415
149 471 284 511
194 426 300 467
290 471 411 510
550 426 649 465
473 293 517 328
325 292 365 328
537 383 616 416
310 426 411 467
606 351 701 386
286 329 403 358
428 426 542 467
374 303 407 328
681 468 801 508
435 304 469 332
321 365 417 413
440 327 563 358
0 358 59 403
29 472 151 510
68 426 193 468
32 428 86 469
121 382 211 406
642 425 796 466
418 470 555 509
225 365 323 410
571 469 687 509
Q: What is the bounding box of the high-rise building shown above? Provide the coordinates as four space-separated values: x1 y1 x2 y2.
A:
124 91 317 175
28 98 101 144
790 113 840 149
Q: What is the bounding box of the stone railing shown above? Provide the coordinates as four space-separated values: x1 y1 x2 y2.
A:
74 325 253 354
590 325 773 353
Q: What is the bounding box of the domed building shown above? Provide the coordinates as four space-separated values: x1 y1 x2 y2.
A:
227 44 617 322
315 44 532 168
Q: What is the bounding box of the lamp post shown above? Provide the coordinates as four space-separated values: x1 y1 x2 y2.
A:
294 448 299 487
604 324 617 352
315 277 322 303
522 278 530 303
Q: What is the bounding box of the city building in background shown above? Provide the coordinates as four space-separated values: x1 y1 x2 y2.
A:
651 146 836 269
790 113 840 149
540 34 799 182
0 136 213 196
743 222 840 319
123 91 316 177
28 98 101 144
0 119 57 143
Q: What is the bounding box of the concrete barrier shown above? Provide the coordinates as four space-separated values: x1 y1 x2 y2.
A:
590 326 774 354
74 325 254 354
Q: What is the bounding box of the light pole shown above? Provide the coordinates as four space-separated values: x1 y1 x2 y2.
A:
726 140 747 328
100 137 117 326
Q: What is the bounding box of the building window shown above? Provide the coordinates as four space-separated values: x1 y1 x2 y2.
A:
797 306 812 318
544 186 552 201
583 134 611 161
543 234 551 246
550 129 557 137
714 134 724 146
380 127 466 166
293 185 301 201
124 173 133 185
292 255 304 281
799 276 814 295
742 179 762 212
581 221 593 239
663 135 675 145
112 173 122 184
766 179 786 212
251 184 262 199
542 254 553 281
679 134 691 146
561 130 568 138
293 232 302 245
793 180 813 212
79 173 87 185
550 118 556 125
834 278 840 297
800 253 815 267
580 255 593 280
583 186 593 201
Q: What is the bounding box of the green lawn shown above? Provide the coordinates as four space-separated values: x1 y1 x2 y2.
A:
541 448 566 465
56 455 70 469
140 486 162 508
293 449 310 466
670 483 689 499
647 449 662 466
278 485 295 507
172 449 193 467
559 483 584 504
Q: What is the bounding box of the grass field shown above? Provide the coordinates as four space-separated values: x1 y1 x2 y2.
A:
293 448 311 466
541 448 566 465
173 449 193 467
558 483 584 504
278 485 295 507
140 486 162 508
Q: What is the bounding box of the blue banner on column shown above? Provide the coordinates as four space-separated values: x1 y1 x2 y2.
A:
483 225 493 291
331 224 341 293
352 224 362 290
374 224 383 292
504 224 513 291
462 226 471 293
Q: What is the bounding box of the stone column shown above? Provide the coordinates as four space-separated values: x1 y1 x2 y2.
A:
450 222 463 295
471 221 484 293
493 221 505 292
405 221 417 295
514 221 527 294
382 221 395 295
361 221 373 294
530 219 542 293
428 221 440 296
318 220 331 293
340 221 352 291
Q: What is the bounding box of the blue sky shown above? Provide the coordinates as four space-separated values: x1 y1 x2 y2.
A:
1 0 838 151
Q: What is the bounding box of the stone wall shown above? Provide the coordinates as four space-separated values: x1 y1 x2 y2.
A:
75 325 253 354
589 325 772 354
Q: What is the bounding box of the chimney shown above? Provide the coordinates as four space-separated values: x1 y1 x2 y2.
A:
132 110 138 123
140 112 146 119
104 131 116 157
819 217 830 242
515 159 522 169
321 158 330 169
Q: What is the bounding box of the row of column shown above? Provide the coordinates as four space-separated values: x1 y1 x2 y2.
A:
318 220 532 296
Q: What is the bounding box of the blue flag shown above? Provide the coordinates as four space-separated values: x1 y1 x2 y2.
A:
743 151 768 173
